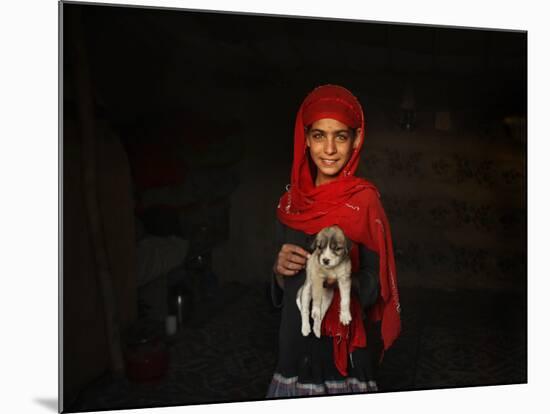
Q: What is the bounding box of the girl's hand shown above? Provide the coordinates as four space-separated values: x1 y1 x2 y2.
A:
274 244 311 276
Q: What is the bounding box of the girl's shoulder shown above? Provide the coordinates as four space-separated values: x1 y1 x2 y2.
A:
350 178 381 206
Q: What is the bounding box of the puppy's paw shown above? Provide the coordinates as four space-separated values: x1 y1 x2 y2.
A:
339 309 352 325
301 322 311 337
313 319 321 338
311 307 320 320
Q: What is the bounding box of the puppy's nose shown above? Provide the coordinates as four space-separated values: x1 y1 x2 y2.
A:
322 258 330 265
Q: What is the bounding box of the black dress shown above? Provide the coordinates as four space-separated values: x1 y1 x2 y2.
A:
266 220 382 398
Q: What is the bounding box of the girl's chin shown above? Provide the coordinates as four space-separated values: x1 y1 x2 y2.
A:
318 166 341 175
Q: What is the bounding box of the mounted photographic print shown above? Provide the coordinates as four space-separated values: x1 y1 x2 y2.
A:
60 1 527 412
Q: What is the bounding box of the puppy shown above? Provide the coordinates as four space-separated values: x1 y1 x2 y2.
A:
296 225 352 338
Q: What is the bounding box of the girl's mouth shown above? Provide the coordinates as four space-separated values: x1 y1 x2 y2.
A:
321 158 339 166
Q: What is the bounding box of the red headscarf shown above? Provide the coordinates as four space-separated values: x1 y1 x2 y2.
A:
276 85 401 372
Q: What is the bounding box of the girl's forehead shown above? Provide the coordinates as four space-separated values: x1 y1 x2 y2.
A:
309 118 352 131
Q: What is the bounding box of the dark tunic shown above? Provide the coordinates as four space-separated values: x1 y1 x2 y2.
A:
267 220 382 397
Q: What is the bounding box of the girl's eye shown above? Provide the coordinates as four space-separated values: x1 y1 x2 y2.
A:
336 135 348 142
313 133 323 140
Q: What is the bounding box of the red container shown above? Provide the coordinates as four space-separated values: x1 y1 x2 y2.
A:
124 320 169 382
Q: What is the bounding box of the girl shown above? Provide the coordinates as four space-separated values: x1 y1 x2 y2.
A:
267 84 401 397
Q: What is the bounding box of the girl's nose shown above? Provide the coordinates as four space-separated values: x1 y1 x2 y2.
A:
324 138 336 154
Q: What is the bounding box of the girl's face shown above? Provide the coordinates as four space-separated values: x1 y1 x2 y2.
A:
306 118 361 186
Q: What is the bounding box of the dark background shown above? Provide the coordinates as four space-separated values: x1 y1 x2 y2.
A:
62 1 526 412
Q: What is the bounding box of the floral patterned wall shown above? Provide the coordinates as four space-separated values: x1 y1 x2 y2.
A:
361 112 526 291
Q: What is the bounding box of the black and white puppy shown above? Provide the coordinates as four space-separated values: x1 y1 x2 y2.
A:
296 225 352 338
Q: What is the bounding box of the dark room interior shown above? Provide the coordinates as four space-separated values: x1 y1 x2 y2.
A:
61 2 526 412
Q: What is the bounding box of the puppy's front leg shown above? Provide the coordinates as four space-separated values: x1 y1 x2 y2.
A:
338 277 352 325
299 281 312 337
311 276 325 338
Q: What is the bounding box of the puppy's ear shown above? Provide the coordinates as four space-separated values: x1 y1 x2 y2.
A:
344 236 353 255
310 237 318 251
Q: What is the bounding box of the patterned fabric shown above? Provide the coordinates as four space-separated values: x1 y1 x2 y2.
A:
266 373 378 398
360 118 526 292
